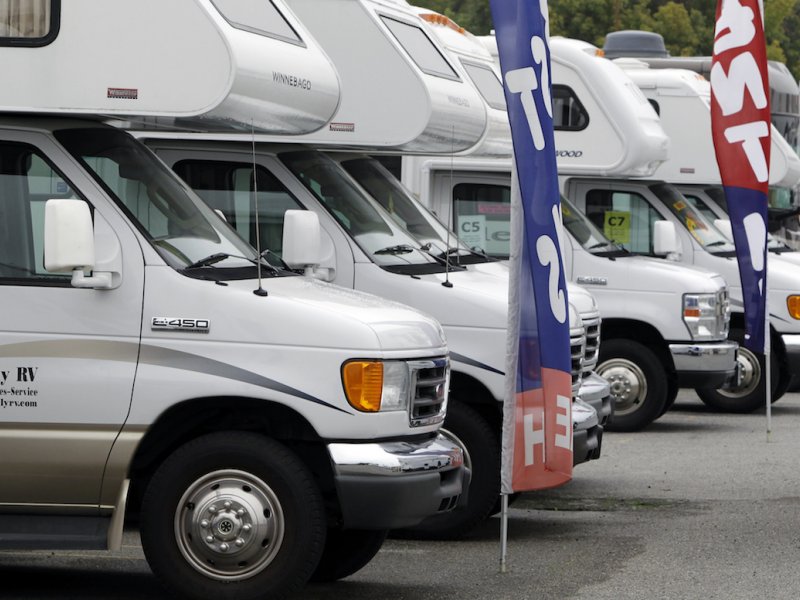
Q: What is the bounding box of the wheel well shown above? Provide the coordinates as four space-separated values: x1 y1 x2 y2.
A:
600 319 674 378
125 397 335 523
448 371 502 434
728 312 788 373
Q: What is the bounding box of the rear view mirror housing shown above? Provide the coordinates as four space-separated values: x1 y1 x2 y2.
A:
282 210 323 275
653 220 680 258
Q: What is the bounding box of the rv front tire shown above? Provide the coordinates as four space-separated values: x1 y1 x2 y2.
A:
140 431 325 600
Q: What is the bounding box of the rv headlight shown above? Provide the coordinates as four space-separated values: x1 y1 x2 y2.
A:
788 295 800 320
342 360 410 412
682 293 722 341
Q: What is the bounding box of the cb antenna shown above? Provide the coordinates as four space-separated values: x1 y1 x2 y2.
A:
252 119 268 297
442 124 454 288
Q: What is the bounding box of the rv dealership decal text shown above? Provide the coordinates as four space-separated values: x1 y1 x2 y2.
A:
0 367 39 406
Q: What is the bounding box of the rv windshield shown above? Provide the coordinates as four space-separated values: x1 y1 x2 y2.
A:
279 151 447 273
689 187 793 253
650 183 735 254
339 157 490 264
55 128 263 278
561 196 627 256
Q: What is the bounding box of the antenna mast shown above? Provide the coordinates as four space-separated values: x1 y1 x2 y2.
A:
442 125 455 288
252 120 268 297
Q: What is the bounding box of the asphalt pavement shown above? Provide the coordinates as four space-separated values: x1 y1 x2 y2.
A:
1 390 799 599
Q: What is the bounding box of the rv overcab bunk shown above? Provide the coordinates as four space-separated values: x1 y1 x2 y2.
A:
2 0 340 134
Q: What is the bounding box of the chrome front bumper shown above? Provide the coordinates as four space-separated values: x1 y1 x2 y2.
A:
328 434 469 530
669 340 739 388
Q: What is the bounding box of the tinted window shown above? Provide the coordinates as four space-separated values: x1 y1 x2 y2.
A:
211 0 301 44
0 143 77 284
381 15 458 80
0 1 59 46
173 160 304 259
584 189 660 254
452 183 511 258
552 85 589 131
462 61 506 110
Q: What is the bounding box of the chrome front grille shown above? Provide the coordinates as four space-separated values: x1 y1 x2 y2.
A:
409 358 449 427
569 325 585 398
581 311 602 378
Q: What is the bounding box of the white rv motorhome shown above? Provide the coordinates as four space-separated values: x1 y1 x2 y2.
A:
400 30 738 430
138 0 605 542
0 3 468 599
615 59 800 246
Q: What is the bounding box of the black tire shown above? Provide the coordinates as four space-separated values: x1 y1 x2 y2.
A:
309 529 387 583
596 339 668 432
696 329 778 413
393 402 499 540
659 376 680 417
140 431 326 600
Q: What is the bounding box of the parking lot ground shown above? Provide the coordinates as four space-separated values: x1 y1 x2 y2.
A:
1 390 799 600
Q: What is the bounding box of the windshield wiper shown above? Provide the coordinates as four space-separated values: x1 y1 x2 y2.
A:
374 244 416 255
705 241 730 248
183 252 234 270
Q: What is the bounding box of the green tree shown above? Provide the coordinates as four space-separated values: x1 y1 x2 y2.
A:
652 2 699 55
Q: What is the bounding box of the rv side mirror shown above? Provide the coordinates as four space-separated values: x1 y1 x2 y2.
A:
282 210 322 275
653 220 680 257
45 199 118 289
714 219 733 241
45 199 95 272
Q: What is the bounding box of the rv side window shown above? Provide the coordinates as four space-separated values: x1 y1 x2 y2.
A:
552 85 589 131
173 160 304 259
0 143 78 284
380 15 459 80
0 1 59 46
452 183 511 258
210 0 302 45
461 61 506 110
584 189 659 255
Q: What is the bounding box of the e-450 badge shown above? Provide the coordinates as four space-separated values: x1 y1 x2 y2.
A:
152 317 210 333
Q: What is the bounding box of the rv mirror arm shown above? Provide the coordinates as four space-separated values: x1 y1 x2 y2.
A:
71 269 114 289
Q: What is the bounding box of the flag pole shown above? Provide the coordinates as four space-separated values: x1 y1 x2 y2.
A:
499 493 509 573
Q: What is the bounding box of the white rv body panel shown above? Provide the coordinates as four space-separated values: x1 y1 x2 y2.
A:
1 0 340 134
616 60 800 190
409 6 511 157
265 0 487 153
476 35 670 176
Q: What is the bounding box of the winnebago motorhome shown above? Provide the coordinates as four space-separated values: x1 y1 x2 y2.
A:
138 0 605 542
0 3 468 599
400 30 737 431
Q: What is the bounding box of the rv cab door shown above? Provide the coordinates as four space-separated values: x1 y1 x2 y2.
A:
0 129 144 507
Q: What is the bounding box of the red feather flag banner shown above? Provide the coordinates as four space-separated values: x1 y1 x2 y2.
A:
709 0 772 423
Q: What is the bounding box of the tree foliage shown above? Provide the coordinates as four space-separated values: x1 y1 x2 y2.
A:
416 0 800 79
